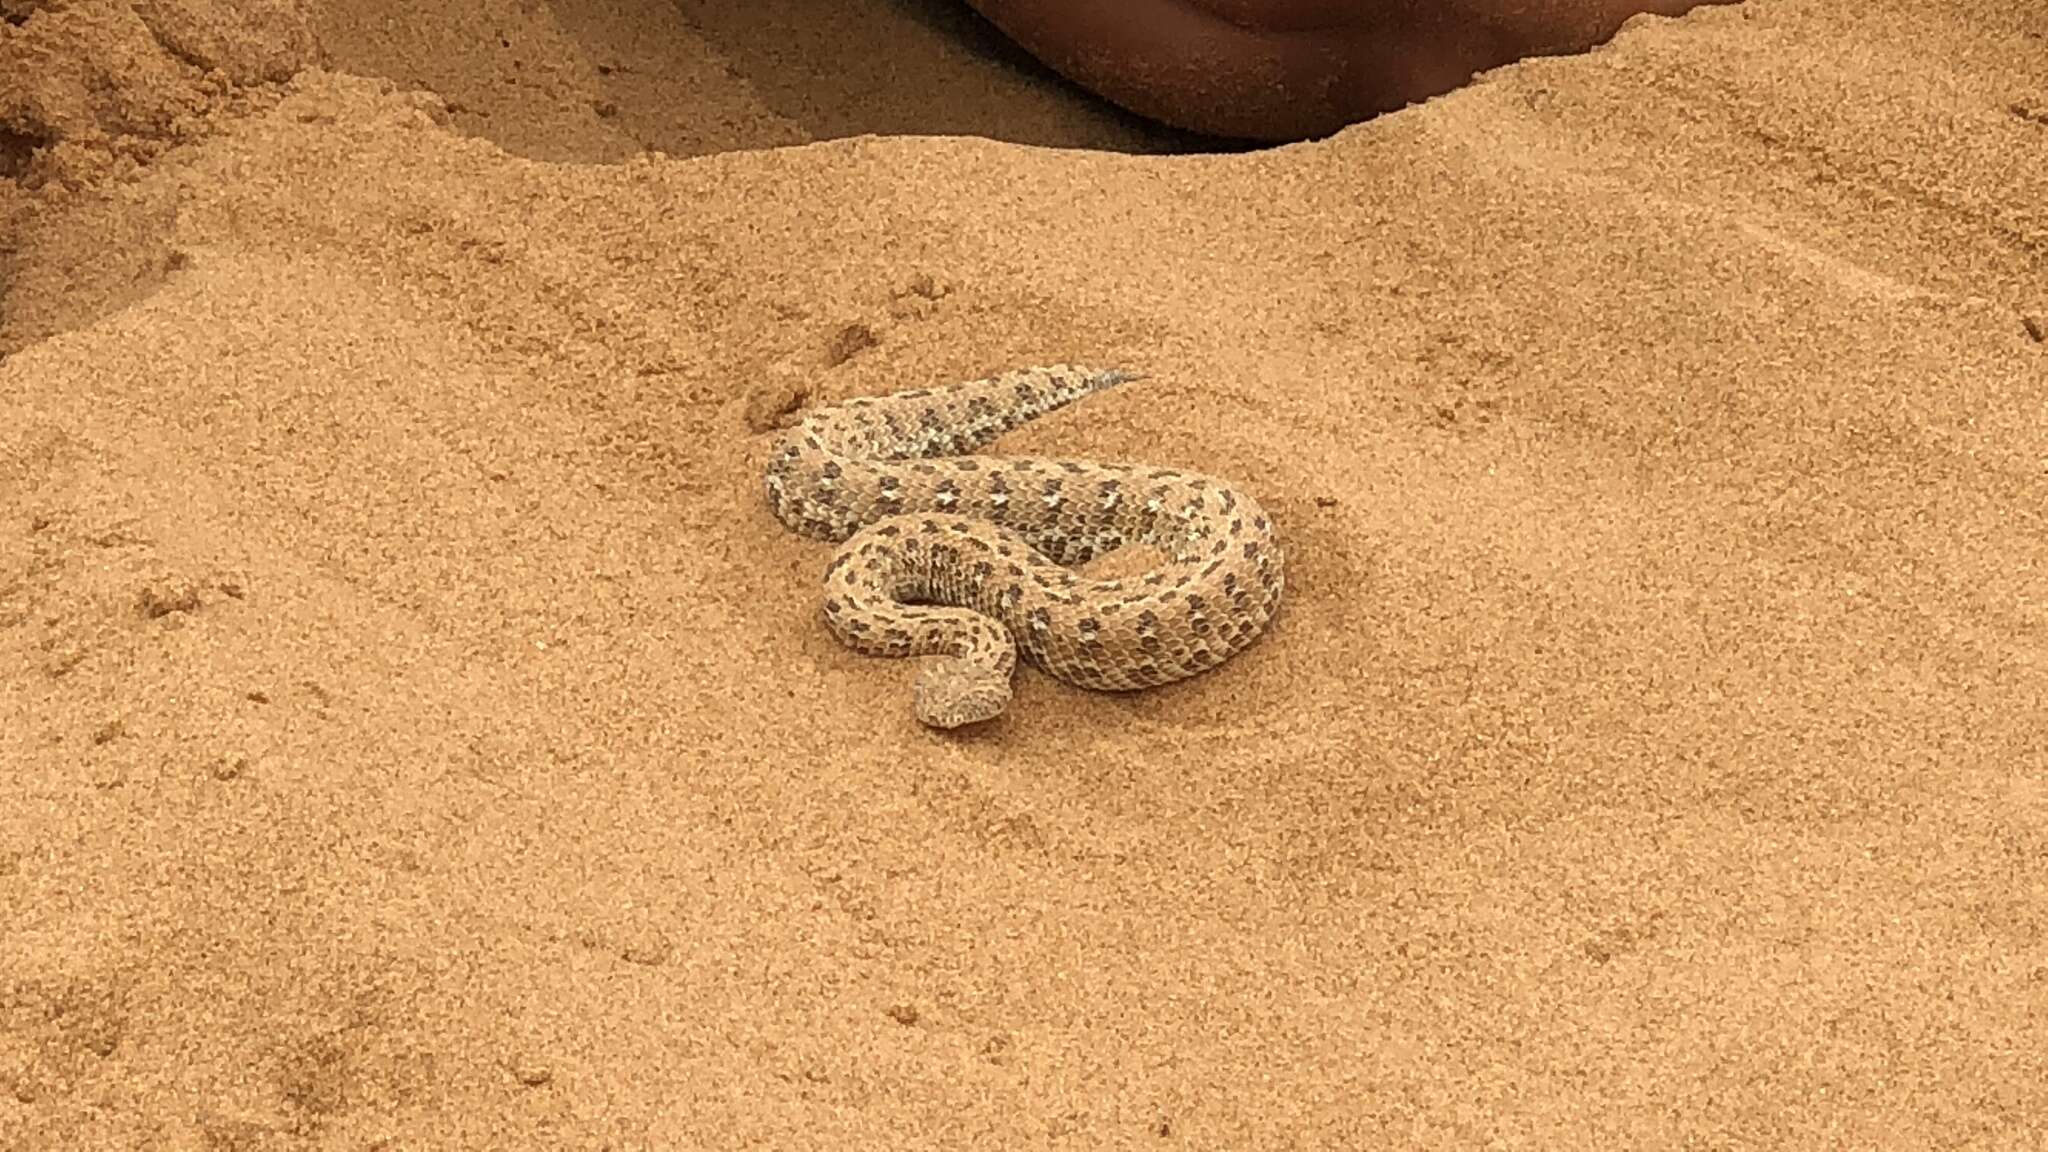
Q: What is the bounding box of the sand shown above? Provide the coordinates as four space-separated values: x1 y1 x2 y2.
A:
3 0 2045 1147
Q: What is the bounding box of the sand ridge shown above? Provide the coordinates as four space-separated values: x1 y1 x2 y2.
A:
3 0 2047 1146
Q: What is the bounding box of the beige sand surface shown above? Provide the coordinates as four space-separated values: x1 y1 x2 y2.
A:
3 1 2046 1147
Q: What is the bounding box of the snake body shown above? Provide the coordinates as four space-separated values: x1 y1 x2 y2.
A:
764 365 1283 728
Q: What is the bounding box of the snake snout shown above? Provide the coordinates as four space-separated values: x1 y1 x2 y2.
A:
913 657 1013 729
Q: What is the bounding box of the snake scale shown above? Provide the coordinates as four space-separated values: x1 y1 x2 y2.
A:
764 364 1284 728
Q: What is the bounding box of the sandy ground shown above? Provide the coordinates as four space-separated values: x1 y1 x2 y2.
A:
3 0 2046 1147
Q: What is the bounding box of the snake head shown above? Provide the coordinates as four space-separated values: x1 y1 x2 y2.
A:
912 657 1013 729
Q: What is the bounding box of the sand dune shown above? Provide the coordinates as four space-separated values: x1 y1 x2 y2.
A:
3 0 2045 1146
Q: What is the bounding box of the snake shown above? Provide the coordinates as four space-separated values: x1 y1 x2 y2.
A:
763 364 1284 728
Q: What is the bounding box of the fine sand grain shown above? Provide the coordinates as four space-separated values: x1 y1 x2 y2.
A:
3 1 2045 1146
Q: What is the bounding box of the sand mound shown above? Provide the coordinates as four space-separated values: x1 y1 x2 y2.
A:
3 1 2045 1146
